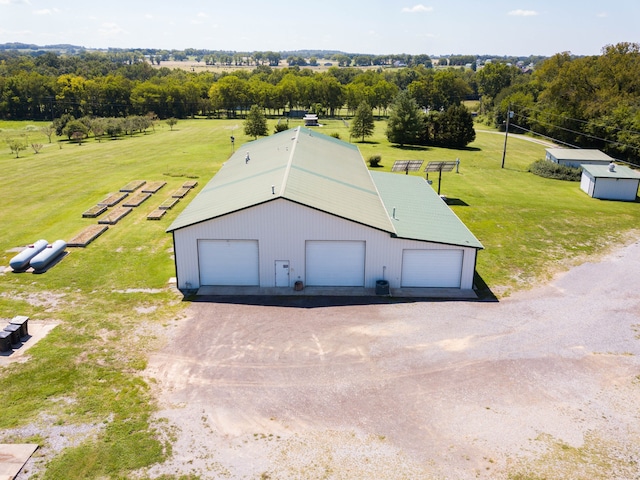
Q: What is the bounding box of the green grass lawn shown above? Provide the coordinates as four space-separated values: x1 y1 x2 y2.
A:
0 118 639 478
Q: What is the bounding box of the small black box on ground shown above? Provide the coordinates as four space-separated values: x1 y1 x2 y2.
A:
3 324 22 346
10 315 29 338
0 331 11 352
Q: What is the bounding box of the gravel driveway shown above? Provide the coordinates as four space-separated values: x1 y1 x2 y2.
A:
141 239 640 479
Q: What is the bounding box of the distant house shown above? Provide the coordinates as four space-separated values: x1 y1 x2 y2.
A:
580 163 640 201
545 148 614 168
303 113 319 126
167 127 483 296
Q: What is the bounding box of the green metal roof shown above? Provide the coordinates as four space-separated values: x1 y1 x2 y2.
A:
546 148 614 161
167 127 483 249
370 171 483 249
582 164 640 179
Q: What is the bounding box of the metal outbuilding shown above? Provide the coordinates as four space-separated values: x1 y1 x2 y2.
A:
167 127 483 296
580 163 640 201
545 148 614 168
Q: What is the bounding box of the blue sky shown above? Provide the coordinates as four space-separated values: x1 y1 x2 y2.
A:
0 0 637 56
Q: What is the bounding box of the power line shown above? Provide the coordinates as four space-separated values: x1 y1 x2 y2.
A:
510 107 640 155
509 123 578 148
512 103 640 138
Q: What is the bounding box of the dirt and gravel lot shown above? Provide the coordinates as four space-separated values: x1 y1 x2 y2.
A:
140 240 640 479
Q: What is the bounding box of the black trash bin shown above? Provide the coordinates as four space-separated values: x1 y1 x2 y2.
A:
3 324 22 346
10 315 29 339
0 331 11 353
375 279 390 296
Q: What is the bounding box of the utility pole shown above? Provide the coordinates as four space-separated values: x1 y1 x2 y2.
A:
501 105 512 169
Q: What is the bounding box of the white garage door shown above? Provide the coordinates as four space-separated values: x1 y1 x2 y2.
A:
198 239 259 286
306 241 365 286
401 249 463 288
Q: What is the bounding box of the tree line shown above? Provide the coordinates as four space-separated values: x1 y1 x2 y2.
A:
0 50 472 121
1 43 639 162
488 42 640 165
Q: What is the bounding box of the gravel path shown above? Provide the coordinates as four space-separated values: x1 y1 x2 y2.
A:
141 238 640 479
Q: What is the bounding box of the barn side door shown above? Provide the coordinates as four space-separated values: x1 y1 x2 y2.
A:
275 260 290 287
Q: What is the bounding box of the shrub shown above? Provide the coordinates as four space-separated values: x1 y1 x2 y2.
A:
529 159 581 181
368 155 382 167
274 122 289 133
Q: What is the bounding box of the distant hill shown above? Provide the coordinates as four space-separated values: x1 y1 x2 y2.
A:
0 43 348 57
0 43 548 66
0 42 85 53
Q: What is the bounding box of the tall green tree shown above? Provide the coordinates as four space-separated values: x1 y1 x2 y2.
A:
436 105 476 148
244 105 268 139
63 119 89 140
386 91 423 147
476 62 519 99
350 101 375 142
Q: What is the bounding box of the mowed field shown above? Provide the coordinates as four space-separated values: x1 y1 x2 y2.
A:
2 118 639 294
0 117 639 478
153 59 349 73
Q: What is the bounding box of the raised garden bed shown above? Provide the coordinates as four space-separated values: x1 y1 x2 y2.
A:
120 180 146 192
182 180 198 189
98 206 132 225
68 225 109 247
147 208 167 220
82 205 107 218
141 181 167 193
171 187 191 198
123 192 152 207
98 192 128 207
159 197 180 210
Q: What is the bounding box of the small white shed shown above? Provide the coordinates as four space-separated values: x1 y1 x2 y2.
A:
580 163 640 201
303 113 319 126
546 148 614 168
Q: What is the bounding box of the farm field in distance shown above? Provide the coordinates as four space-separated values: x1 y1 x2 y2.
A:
0 117 639 479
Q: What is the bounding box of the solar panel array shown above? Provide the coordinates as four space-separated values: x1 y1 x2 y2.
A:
391 160 424 172
424 161 457 172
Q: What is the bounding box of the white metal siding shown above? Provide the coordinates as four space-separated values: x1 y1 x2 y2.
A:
198 239 259 285
580 172 594 196
401 249 463 288
306 241 365 286
172 199 478 290
593 178 639 201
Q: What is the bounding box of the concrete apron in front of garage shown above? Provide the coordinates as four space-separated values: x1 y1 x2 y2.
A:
196 286 477 299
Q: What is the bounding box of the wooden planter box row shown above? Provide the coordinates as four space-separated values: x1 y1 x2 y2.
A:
146 180 197 220
68 225 109 247
98 206 132 225
120 180 146 192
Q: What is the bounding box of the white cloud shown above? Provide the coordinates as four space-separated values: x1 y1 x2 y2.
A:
401 4 433 13
33 8 59 15
191 12 209 24
99 22 126 36
0 0 31 5
597 11 608 18
508 9 538 16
